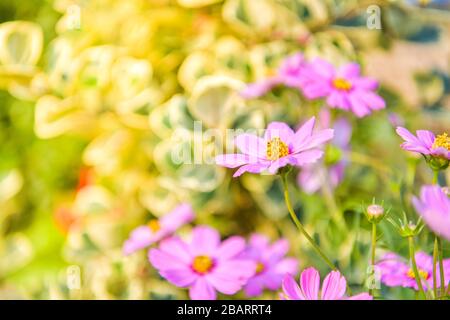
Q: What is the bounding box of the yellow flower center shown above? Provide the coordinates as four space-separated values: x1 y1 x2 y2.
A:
266 137 289 160
192 255 214 274
255 262 265 274
406 268 429 280
432 133 450 151
147 219 161 233
332 78 352 91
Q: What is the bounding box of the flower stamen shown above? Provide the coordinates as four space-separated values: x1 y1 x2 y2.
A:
266 137 289 160
192 255 214 274
255 262 265 274
332 78 352 91
406 268 429 280
432 133 450 151
147 219 161 233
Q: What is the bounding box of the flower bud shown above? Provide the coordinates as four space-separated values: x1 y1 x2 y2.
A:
365 204 386 223
427 156 449 171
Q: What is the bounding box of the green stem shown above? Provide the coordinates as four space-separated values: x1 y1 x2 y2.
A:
438 237 445 298
321 176 347 231
432 170 439 185
433 237 438 299
408 236 427 299
369 222 377 297
280 174 337 271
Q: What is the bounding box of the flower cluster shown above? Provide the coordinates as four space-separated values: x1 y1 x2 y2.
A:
147 225 299 300
1 0 449 302
242 54 386 118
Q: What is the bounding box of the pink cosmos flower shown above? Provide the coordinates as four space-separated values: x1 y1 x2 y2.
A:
377 252 450 291
297 110 352 194
149 226 256 300
412 185 450 241
299 59 385 117
123 204 194 255
241 53 306 99
396 127 450 160
281 267 372 300
241 234 298 297
215 117 334 177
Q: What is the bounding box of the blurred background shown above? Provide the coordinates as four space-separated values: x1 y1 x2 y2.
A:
0 0 449 299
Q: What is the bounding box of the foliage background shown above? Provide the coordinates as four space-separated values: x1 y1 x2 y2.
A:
0 0 449 299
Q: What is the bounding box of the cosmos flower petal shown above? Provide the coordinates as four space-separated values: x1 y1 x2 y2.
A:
161 203 195 231
215 154 252 168
297 129 334 152
274 258 299 275
299 267 321 300
158 237 193 263
148 247 190 271
232 162 270 177
122 226 157 255
240 77 281 99
264 122 295 145
216 236 246 260
267 156 294 174
293 117 316 148
289 149 324 166
189 278 217 300
282 274 304 300
338 62 360 78
413 185 450 241
235 133 266 158
416 130 435 148
160 269 197 287
190 226 221 255
347 293 373 300
396 127 421 143
244 278 264 297
320 271 347 300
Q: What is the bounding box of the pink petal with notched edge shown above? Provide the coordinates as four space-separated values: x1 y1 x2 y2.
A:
189 226 221 256
416 130 435 148
396 127 432 154
295 129 334 152
189 278 217 300
299 267 321 300
148 247 189 271
348 93 371 118
264 122 295 146
282 274 304 300
292 117 316 151
359 91 386 111
320 271 347 300
158 237 192 264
